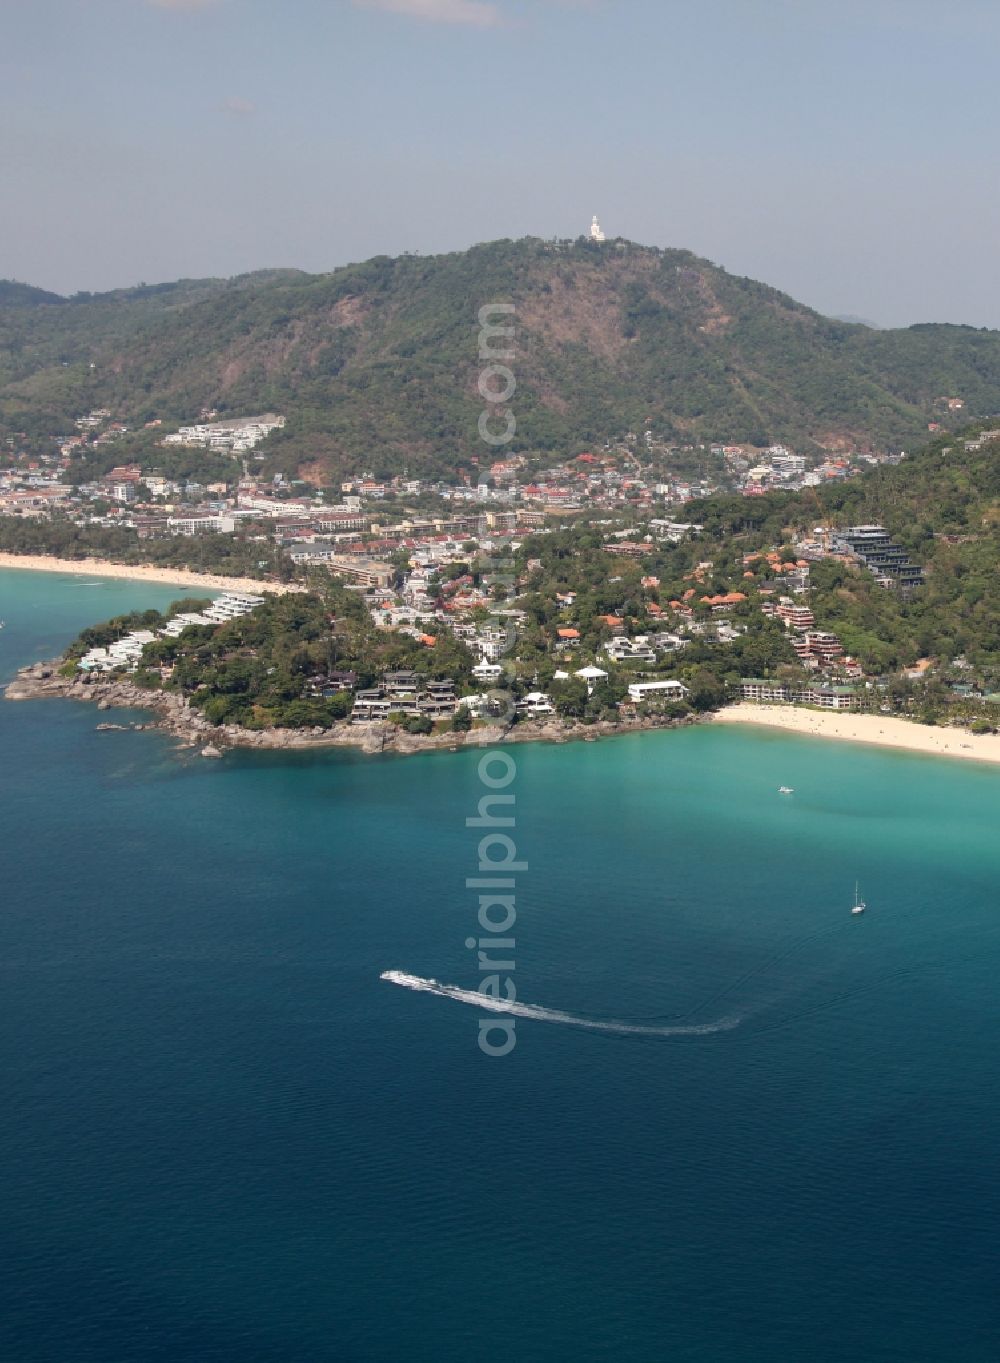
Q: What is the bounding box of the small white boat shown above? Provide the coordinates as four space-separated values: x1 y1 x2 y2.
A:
851 881 866 915
778 785 794 794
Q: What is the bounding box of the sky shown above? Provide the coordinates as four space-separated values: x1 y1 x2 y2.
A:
2 0 999 327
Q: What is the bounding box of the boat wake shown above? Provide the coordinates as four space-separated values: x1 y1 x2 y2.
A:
380 970 741 1037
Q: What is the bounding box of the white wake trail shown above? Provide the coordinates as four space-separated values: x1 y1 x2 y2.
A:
380 971 741 1038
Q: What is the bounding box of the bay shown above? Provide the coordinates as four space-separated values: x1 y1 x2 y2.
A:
1 569 998 1362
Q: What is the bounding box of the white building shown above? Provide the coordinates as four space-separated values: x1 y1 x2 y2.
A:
517 692 555 716
627 680 689 703
164 414 285 454
79 595 265 669
605 638 657 663
475 624 511 662
166 514 236 536
575 665 609 696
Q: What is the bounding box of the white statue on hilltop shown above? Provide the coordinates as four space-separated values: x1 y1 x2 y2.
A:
590 215 606 243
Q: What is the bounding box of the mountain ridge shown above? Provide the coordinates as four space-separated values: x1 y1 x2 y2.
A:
2 237 999 480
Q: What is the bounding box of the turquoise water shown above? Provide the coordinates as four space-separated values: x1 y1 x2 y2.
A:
2 568 999 1362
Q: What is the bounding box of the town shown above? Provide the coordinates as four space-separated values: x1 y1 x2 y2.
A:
3 408 999 738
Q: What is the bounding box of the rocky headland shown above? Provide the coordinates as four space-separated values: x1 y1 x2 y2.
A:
5 661 694 758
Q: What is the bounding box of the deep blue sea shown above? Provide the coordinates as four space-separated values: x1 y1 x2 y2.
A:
2 568 999 1363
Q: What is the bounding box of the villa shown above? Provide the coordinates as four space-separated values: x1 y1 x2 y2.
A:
627 680 689 703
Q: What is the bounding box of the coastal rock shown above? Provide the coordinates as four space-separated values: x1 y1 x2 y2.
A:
4 659 701 759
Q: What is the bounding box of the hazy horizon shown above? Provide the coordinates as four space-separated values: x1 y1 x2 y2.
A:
4 0 1000 327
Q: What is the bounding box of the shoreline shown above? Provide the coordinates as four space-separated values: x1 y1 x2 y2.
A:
4 662 690 757
8 656 1000 768
0 552 303 596
713 702 1000 766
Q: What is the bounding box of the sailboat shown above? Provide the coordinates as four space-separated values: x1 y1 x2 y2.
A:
851 881 866 915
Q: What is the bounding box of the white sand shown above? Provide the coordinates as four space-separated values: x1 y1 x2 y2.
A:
714 703 1000 766
0 553 303 596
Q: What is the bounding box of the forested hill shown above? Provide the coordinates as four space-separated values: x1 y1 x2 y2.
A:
3 237 1000 480
685 427 1000 673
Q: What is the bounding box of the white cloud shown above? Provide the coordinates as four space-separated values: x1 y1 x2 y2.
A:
352 0 501 27
222 96 256 116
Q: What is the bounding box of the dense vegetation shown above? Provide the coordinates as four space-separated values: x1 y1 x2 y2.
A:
65 584 475 730
503 428 1000 715
50 425 1000 732
685 429 1000 677
0 514 295 581
4 239 1000 482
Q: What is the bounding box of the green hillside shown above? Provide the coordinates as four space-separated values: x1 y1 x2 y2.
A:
685 426 1000 675
2 238 999 479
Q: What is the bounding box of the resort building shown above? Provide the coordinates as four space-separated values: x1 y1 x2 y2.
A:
164 414 285 453
327 557 395 589
740 679 794 702
351 691 393 722
805 632 844 664
739 679 860 710
832 525 923 592
775 599 815 630
78 594 265 670
351 673 458 722
801 684 861 710
627 680 690 703
166 513 237 536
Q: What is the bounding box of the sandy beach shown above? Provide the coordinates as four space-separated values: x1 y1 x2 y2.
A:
0 553 303 596
714 703 1000 766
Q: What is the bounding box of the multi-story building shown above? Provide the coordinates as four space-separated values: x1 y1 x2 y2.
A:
770 450 807 475
352 674 457 722
166 513 237 536
833 525 923 591
740 679 860 710
740 679 794 702
807 632 844 664
313 509 370 534
327 557 394 589
164 414 285 453
605 637 657 664
775 599 815 630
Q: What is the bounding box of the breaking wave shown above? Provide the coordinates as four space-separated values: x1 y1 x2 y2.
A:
380 970 741 1038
